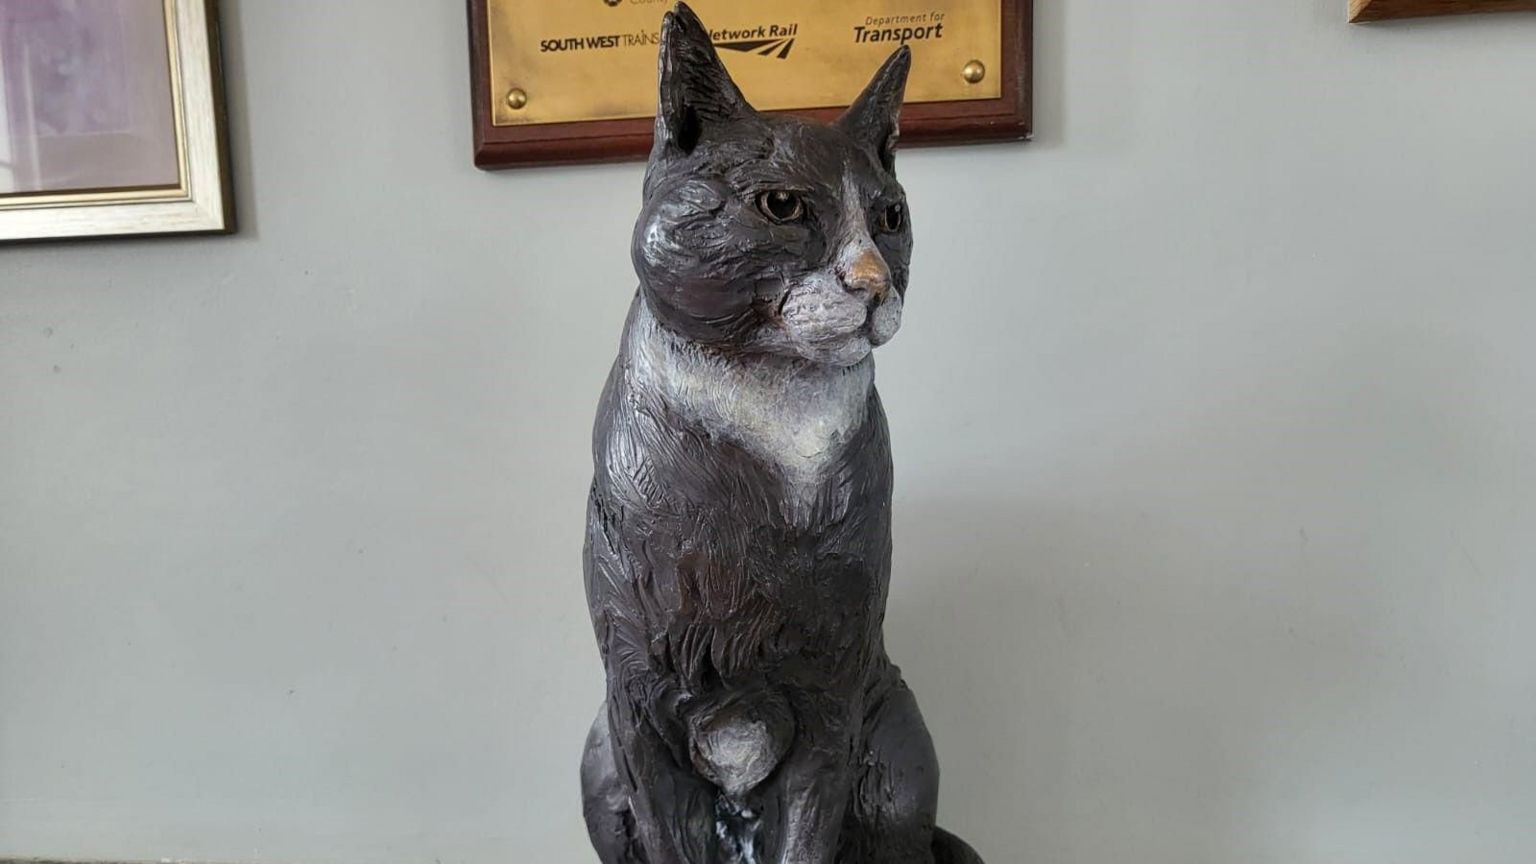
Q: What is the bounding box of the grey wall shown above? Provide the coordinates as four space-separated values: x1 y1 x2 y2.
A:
4 1 1535 862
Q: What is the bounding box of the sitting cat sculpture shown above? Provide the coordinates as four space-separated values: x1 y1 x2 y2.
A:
580 5 984 862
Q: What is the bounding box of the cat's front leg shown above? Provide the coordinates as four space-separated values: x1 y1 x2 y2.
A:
607 694 722 864
757 692 860 864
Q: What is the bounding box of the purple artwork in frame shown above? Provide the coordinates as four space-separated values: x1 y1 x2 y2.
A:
0 0 181 197
0 0 232 242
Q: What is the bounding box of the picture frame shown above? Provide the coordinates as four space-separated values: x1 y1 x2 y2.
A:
466 0 1033 170
1350 0 1536 22
0 0 234 243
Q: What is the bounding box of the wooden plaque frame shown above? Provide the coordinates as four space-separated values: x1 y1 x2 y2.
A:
1350 0 1536 21
466 0 1032 170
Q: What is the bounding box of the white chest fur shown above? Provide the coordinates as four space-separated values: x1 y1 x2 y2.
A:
626 303 874 507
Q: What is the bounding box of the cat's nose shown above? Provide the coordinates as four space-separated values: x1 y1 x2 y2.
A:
839 248 891 301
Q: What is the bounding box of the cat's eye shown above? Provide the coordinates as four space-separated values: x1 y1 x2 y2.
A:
757 190 805 224
879 202 907 233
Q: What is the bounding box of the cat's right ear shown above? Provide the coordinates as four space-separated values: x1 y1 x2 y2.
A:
655 3 752 155
837 46 912 174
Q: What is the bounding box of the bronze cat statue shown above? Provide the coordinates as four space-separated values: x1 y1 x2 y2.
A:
579 5 984 862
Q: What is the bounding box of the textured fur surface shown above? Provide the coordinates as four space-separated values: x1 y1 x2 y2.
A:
579 5 983 862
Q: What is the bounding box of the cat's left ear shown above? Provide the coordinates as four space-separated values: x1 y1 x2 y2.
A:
655 2 753 155
837 46 912 173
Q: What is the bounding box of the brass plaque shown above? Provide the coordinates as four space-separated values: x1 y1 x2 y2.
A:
487 0 1003 128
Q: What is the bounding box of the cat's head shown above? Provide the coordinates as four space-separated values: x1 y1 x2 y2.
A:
632 3 913 367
